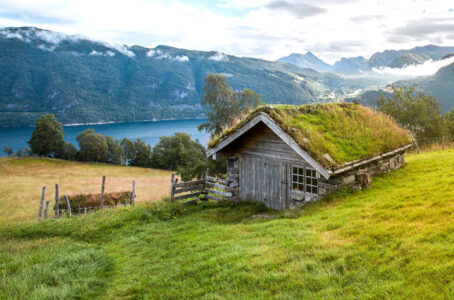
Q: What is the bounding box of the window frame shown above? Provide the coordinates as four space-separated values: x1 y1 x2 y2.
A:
291 165 319 195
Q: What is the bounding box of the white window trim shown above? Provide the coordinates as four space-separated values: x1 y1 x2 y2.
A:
291 165 319 195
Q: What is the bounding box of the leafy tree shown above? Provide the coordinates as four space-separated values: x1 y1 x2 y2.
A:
121 137 136 165
377 85 444 144
178 156 227 181
445 109 454 140
151 133 205 171
130 139 152 167
151 132 226 181
198 74 262 136
76 129 109 162
105 136 122 164
62 142 77 161
15 147 30 157
3 145 13 157
28 114 65 157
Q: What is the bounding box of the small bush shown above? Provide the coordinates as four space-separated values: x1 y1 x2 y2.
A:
59 192 132 209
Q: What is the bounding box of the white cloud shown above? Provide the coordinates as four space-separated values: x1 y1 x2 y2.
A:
208 52 228 62
89 49 117 57
146 49 155 57
372 57 454 77
35 29 72 44
89 50 102 56
147 49 189 62
37 43 55 51
0 0 453 63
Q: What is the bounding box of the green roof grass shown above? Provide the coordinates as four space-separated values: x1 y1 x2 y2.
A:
208 103 413 169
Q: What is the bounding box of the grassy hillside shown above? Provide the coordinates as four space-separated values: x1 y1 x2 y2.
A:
0 157 173 225
1 150 453 299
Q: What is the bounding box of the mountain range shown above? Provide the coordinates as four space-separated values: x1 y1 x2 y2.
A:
1 26 454 127
278 45 454 74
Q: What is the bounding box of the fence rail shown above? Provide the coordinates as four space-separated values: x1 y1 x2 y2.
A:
169 170 233 205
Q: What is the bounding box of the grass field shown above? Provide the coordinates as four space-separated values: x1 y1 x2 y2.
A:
0 157 173 224
0 150 453 299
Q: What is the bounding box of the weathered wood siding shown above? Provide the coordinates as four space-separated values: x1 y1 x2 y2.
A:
226 123 310 165
239 155 287 210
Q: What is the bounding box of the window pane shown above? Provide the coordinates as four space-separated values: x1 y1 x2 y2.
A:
297 168 303 175
306 177 311 184
313 178 318 185
312 187 318 194
293 183 297 190
293 175 297 182
293 167 297 174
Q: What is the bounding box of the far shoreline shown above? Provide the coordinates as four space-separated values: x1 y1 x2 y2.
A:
0 116 207 128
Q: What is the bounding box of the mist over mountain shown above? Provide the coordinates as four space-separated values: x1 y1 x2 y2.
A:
0 27 354 127
278 45 454 75
350 60 454 111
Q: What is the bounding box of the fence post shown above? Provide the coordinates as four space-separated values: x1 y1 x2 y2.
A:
44 201 49 219
54 184 59 218
414 139 420 154
100 176 106 208
131 179 136 206
84 207 87 215
170 174 175 201
65 195 72 217
78 205 81 215
38 186 45 220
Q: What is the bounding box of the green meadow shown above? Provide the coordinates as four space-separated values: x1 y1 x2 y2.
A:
0 149 453 299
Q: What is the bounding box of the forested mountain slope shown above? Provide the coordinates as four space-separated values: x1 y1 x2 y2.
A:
0 27 350 126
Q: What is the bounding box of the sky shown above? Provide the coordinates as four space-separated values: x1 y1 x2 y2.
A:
0 0 453 63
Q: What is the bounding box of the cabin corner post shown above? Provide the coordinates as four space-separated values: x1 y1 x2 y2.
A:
170 174 175 201
226 157 239 199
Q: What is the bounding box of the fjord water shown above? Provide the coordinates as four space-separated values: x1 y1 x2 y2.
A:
0 119 208 156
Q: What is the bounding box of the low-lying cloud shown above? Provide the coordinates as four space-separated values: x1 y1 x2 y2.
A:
372 56 454 77
146 49 189 62
208 52 228 62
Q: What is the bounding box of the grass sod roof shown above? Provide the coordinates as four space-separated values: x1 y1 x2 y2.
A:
208 103 413 169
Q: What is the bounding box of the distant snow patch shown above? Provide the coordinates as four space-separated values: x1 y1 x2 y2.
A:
208 52 228 62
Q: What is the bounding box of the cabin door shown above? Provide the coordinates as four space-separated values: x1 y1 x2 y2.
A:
240 155 287 210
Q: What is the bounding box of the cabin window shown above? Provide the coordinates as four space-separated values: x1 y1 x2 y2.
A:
292 166 318 194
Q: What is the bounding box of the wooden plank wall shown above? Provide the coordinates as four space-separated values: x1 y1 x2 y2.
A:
229 123 310 166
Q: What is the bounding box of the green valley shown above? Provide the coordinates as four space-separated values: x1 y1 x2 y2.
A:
1 149 453 298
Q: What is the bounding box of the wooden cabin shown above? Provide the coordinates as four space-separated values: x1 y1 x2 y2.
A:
206 103 413 210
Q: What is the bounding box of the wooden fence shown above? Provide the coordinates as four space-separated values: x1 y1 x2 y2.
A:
170 170 233 205
37 176 136 221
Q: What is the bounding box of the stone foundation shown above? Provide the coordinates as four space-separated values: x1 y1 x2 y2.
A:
225 157 239 198
321 151 405 196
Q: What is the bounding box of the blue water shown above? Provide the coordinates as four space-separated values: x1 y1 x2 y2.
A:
0 119 209 156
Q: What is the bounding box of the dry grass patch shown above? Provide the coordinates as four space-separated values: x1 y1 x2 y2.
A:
0 157 173 224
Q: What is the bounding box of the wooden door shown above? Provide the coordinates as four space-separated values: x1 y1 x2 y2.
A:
240 155 287 209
